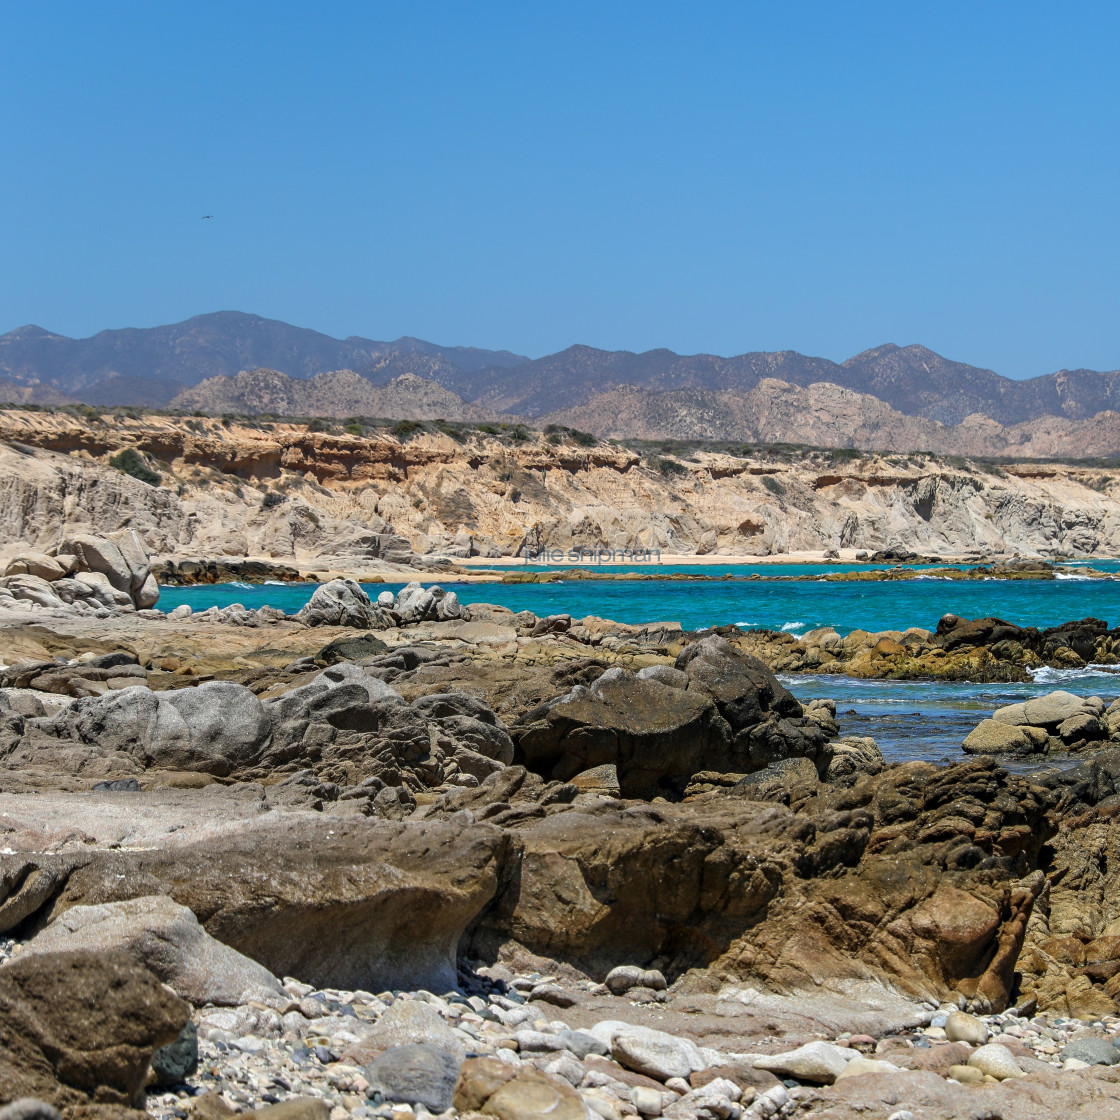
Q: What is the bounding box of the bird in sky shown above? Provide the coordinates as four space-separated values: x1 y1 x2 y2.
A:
201 215 213 219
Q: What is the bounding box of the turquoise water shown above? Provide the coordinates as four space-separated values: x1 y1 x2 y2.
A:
158 570 1120 636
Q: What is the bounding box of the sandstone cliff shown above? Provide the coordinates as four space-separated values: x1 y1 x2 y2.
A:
2 408 1120 562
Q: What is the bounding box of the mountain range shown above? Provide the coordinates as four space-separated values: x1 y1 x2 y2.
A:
2 311 1119 454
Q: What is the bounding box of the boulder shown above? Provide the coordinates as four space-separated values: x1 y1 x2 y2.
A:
19 895 289 1007
109 529 153 593
454 1060 590 1120
824 736 884 782
753 1041 851 1084
73 571 134 609
32 681 272 776
966 1042 1024 1080
1023 690 1095 728
58 533 133 594
608 1025 708 1081
944 1010 989 1044
515 644 830 799
0 949 188 1110
514 669 725 799
963 720 1045 756
604 965 667 995
260 666 443 785
2 554 69 582
151 1021 199 1086
134 572 160 609
27 813 507 993
296 579 388 629
365 1000 466 1061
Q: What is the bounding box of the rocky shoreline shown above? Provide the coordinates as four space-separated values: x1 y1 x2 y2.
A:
9 553 1120 1117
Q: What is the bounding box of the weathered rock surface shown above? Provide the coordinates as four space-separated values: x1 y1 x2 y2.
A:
0 949 188 1114
18 895 289 1008
1 531 158 616
2 813 507 994
965 690 1119 757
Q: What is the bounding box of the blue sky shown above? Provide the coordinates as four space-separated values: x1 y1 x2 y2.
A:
1 2 1117 377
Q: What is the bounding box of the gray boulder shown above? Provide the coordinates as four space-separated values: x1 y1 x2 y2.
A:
261 666 436 783
516 641 831 799
297 579 389 629
824 736 884 781
19 895 289 1007
38 682 271 775
58 533 133 594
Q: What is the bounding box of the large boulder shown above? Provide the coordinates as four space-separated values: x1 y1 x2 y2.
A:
24 682 272 777
57 533 133 594
19 895 289 1008
260 665 434 784
296 579 389 628
0 949 188 1111
2 553 72 582
515 668 726 799
7 814 507 993
935 615 1035 651
514 637 831 798
963 720 1047 756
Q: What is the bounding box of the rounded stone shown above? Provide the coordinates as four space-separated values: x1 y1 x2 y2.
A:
967 1042 1024 1080
1059 1037 1120 1066
945 1010 989 1045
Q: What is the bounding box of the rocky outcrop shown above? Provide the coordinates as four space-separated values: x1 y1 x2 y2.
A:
7 412 1120 561
3 814 508 994
1 661 518 793
965 690 1120 758
1 531 158 615
738 614 1120 681
514 638 831 798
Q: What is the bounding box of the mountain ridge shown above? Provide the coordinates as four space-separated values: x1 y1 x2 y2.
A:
2 310 1119 435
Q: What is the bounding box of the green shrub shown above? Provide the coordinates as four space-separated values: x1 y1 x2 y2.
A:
761 475 786 495
657 457 688 478
261 490 286 510
393 419 424 439
108 447 161 486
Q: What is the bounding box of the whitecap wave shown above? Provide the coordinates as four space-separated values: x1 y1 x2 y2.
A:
225 580 254 590
781 621 806 633
1055 572 1093 581
263 579 292 586
1028 663 1120 683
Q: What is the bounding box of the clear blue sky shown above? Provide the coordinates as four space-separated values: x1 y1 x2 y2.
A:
2 2 1117 377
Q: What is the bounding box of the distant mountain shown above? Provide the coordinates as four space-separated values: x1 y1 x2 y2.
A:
0 312 526 405
1 311 1119 433
171 368 488 421
459 342 1120 425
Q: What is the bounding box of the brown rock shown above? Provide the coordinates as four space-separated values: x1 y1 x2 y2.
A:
0 949 188 1112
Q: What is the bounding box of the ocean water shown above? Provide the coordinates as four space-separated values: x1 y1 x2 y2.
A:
158 568 1120 637
157 565 1120 765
